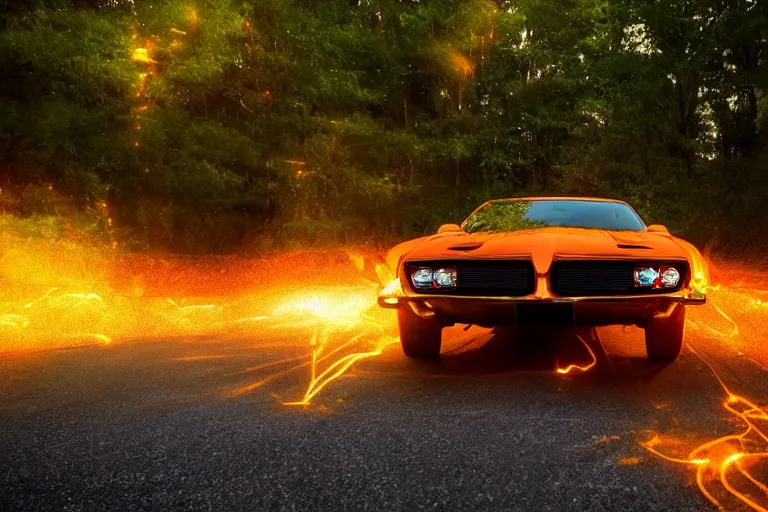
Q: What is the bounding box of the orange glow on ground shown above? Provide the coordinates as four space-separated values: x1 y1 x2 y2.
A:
250 285 398 405
0 243 396 405
642 345 768 511
1 237 767 505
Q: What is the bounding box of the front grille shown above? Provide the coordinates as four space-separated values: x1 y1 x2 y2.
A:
405 260 535 297
551 260 689 296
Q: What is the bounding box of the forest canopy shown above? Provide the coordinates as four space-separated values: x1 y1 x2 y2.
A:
0 0 766 253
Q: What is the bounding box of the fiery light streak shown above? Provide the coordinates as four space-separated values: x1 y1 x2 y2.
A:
230 315 269 325
284 335 399 406
174 355 229 362
711 299 740 338
23 287 59 309
47 293 104 309
555 335 597 375
179 304 222 312
229 332 367 396
73 334 112 344
235 354 311 376
0 314 30 328
209 281 395 405
1 288 114 354
23 289 105 311
643 346 768 511
2 279 398 406
229 359 313 396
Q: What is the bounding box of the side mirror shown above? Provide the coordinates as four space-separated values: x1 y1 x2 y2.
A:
647 224 669 234
437 224 462 234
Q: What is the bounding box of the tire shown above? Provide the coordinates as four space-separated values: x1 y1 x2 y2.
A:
644 303 685 361
397 306 442 359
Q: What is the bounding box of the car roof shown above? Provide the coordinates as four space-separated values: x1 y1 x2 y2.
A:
469 196 631 212
487 196 630 205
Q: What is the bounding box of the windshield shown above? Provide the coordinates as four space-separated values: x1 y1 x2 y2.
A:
462 200 646 233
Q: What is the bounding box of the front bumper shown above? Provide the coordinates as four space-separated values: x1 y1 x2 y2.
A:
378 279 706 327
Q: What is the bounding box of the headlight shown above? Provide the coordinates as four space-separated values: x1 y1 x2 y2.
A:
634 265 682 289
660 267 680 288
410 268 434 289
433 268 457 288
634 267 660 287
409 266 458 290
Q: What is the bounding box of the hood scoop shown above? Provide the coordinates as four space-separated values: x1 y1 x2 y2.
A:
448 242 485 251
617 243 652 250
608 232 652 250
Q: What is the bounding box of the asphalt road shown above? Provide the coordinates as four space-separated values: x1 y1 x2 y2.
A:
1 313 766 511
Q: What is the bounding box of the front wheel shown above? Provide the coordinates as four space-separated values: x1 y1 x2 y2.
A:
397 306 442 359
644 304 685 361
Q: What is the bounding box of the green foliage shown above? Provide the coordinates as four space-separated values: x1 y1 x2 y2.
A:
0 0 766 254
463 201 546 233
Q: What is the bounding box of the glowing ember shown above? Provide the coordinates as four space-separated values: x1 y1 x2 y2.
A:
450 52 475 79
188 7 199 28
131 48 156 64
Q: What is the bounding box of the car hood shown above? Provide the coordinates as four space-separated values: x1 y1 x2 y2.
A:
400 227 688 275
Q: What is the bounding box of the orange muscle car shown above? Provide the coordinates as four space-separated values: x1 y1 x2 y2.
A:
377 197 708 361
